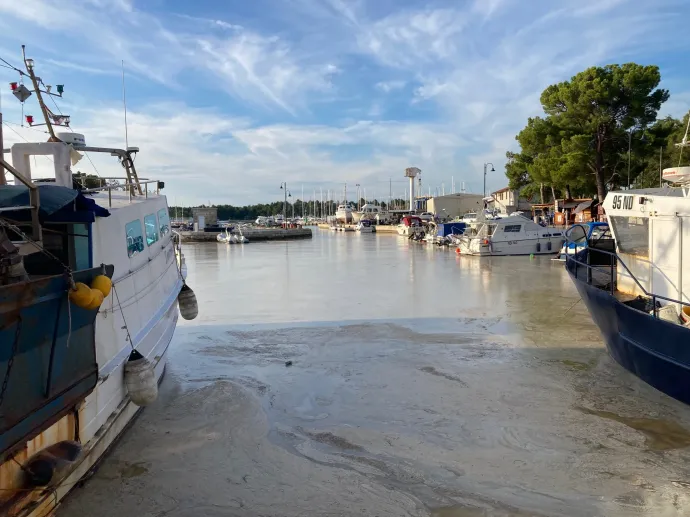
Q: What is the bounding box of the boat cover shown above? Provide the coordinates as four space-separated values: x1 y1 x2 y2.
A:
0 185 110 222
437 222 466 237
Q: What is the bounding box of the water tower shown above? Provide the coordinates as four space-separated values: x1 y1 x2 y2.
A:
405 167 421 212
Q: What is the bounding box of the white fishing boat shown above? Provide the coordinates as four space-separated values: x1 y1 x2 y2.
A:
335 204 354 223
0 53 197 517
456 214 564 256
567 115 690 404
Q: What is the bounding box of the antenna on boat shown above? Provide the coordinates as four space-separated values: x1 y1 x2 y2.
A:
20 45 69 142
121 60 129 150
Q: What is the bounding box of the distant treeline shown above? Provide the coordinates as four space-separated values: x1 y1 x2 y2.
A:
169 198 409 220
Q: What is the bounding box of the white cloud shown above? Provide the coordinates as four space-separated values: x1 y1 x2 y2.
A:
375 80 406 93
359 8 467 69
0 0 689 199
196 31 336 115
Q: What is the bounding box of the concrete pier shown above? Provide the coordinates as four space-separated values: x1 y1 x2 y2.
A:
178 228 312 242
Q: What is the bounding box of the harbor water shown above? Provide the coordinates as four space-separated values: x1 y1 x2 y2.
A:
59 230 690 516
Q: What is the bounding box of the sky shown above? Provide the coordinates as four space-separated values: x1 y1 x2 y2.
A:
0 0 689 206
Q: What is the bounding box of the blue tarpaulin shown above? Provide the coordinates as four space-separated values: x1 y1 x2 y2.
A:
0 185 109 222
437 222 466 237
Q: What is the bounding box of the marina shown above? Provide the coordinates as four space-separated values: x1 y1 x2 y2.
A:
56 231 690 517
0 5 689 517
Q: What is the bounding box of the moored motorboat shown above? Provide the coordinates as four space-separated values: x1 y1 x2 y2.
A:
553 221 611 261
456 214 564 256
397 215 424 237
355 219 375 233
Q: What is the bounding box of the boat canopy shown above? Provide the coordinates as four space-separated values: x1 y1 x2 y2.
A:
0 185 110 223
401 216 422 226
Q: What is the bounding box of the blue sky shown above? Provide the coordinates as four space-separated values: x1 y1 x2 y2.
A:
0 0 689 205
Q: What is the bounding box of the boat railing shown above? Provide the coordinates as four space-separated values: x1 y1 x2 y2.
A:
564 230 690 319
81 178 163 208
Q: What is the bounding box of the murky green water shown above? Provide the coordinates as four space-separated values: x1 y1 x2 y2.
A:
60 230 690 516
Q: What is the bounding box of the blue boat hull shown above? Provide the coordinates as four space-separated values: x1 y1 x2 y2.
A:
569 269 690 404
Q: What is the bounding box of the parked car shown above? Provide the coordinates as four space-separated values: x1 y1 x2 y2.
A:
418 212 434 222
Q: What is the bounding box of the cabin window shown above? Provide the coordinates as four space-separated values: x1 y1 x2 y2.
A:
125 220 145 257
609 216 648 257
158 208 170 236
590 226 610 240
503 225 521 233
144 214 159 246
71 223 91 270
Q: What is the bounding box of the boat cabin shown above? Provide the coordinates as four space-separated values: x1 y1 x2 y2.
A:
400 215 423 227
603 187 690 307
359 204 383 216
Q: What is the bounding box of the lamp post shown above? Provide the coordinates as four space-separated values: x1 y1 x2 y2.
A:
280 182 291 226
627 128 647 189
483 162 495 198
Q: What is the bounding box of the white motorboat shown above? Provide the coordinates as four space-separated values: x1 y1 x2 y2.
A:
397 215 425 237
422 222 443 244
456 214 564 256
218 227 248 243
355 219 375 233
217 228 232 243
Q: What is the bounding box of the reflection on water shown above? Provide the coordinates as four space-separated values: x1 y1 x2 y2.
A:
60 230 690 517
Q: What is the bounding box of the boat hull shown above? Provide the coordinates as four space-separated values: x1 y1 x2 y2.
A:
569 269 690 404
18 300 178 517
458 236 562 256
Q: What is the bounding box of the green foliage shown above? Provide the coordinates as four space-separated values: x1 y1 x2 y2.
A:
635 113 689 188
72 171 105 189
509 63 672 199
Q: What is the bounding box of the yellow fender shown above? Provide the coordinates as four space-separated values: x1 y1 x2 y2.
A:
86 289 104 310
91 275 112 298
68 282 94 309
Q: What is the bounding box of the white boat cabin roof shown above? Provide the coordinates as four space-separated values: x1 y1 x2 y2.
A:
88 189 165 210
474 215 541 229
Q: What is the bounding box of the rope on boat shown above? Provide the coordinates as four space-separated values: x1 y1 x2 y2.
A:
112 283 135 351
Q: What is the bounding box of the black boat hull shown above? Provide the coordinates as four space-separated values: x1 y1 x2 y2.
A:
569 269 690 404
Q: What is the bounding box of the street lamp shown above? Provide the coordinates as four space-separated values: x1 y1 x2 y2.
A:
280 182 291 226
483 162 495 198
627 129 646 189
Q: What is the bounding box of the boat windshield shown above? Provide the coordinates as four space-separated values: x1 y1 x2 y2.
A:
609 216 649 258
590 226 611 240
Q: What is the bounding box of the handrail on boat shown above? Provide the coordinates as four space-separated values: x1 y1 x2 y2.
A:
564 224 690 319
82 179 163 208
0 157 41 243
